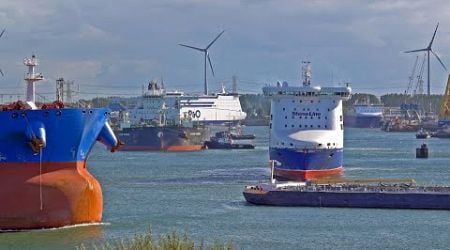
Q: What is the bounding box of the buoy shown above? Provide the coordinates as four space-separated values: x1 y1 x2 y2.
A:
416 144 429 158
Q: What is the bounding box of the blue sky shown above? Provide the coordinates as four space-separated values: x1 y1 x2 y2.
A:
1 0 450 100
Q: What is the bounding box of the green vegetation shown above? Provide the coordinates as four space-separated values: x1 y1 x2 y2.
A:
239 94 270 118
78 228 234 250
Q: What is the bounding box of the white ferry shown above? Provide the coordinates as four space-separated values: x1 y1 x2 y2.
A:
263 62 351 180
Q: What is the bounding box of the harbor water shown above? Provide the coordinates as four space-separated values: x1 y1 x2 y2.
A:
2 127 450 249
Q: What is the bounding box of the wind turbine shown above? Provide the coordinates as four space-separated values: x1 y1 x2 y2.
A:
405 23 447 96
179 30 225 95
0 28 5 76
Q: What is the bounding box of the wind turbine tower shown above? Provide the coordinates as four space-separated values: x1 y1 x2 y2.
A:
405 23 447 96
179 30 225 95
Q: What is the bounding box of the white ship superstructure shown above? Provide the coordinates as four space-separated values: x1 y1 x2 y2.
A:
179 86 246 126
263 62 351 180
125 81 246 128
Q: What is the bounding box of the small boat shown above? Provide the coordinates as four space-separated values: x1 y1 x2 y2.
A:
204 131 255 149
416 128 431 139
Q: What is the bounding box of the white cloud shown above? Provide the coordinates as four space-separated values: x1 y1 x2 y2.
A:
1 0 450 97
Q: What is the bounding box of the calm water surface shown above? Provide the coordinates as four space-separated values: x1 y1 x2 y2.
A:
1 127 450 249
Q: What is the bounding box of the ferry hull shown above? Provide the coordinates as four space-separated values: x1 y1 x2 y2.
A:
243 190 450 209
117 126 208 152
274 166 343 180
0 161 102 230
270 148 343 180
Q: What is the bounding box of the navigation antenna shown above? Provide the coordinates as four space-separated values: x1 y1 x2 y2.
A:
23 54 44 103
0 28 5 76
405 22 447 96
302 61 311 86
179 30 225 95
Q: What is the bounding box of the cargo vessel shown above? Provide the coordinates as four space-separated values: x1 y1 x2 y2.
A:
263 61 351 180
116 80 209 151
344 100 383 128
0 54 121 230
243 179 450 209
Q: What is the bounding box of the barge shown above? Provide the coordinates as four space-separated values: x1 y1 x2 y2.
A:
243 178 450 209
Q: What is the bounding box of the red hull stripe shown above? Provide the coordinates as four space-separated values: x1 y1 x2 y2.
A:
275 166 343 180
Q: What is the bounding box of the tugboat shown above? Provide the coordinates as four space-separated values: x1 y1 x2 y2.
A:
0 54 121 230
204 131 255 149
416 128 431 139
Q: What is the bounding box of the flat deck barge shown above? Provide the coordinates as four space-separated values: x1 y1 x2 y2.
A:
243 179 450 209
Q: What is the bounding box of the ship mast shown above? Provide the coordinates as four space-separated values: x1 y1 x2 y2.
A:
302 61 311 86
23 54 44 103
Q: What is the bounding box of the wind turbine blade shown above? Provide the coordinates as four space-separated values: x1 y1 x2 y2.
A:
178 44 204 52
206 30 225 50
0 69 4 77
0 28 5 38
429 22 439 48
404 48 428 53
431 50 447 71
207 53 215 76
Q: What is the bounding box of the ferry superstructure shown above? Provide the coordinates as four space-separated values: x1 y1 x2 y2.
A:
263 62 351 180
179 86 247 126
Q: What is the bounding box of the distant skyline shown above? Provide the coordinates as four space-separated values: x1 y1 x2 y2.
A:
1 0 450 101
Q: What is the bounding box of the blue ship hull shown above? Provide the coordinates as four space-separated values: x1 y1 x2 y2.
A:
116 126 209 151
0 108 115 162
0 107 119 230
270 148 343 180
344 115 382 128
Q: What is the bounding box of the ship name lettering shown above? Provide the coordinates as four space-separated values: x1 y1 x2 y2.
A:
292 111 321 117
